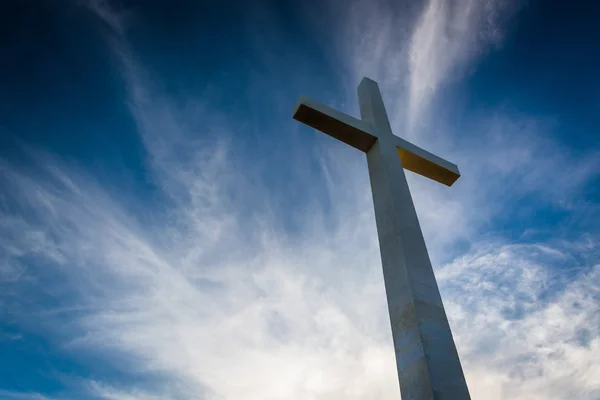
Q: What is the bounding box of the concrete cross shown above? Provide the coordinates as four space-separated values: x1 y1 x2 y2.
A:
292 77 471 400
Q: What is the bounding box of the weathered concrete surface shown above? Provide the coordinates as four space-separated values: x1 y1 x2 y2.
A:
293 77 470 400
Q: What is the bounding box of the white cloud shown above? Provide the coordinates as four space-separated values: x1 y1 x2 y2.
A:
440 243 600 400
2 149 598 399
0 137 399 400
407 0 512 128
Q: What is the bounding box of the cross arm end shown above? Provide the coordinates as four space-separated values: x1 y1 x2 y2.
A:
395 138 461 187
293 96 377 153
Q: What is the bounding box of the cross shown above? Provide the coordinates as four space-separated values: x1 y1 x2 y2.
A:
292 78 471 400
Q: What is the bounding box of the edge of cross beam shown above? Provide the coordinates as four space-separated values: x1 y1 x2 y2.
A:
292 96 378 153
394 137 461 187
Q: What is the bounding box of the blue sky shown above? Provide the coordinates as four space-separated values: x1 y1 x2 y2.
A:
0 0 599 399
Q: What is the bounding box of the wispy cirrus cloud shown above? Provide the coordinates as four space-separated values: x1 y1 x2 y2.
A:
407 0 516 128
2 145 598 399
325 0 518 133
442 244 600 400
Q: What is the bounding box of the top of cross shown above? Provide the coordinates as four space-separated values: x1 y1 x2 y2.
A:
292 77 460 186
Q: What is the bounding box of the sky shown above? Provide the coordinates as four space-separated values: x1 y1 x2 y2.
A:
0 0 599 399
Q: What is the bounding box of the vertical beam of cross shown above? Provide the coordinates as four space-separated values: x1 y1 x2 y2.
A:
293 78 471 399
360 78 470 399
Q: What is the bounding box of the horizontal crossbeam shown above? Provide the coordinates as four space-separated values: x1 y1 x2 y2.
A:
293 95 461 186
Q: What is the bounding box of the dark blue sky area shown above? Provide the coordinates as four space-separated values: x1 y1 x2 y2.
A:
0 0 341 214
2 0 598 167
461 1 600 149
0 1 598 263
